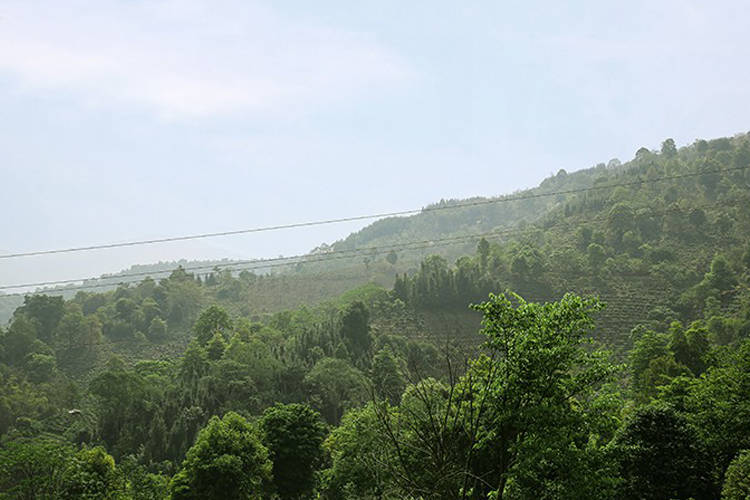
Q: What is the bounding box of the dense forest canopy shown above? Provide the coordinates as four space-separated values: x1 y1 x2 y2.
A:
2 133 750 498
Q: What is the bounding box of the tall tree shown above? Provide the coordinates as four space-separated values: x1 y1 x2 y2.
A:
170 412 272 499
261 403 326 499
661 138 677 157
193 305 232 346
340 301 371 361
14 295 64 342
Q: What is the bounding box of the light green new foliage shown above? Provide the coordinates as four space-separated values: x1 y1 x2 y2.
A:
323 402 396 499
169 412 272 500
468 292 619 499
60 445 121 499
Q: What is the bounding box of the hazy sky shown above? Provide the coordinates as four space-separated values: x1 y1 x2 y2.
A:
2 0 749 289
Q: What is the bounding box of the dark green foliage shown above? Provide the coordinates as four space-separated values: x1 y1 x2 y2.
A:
147 317 167 341
477 237 490 270
0 437 74 498
205 330 227 360
702 254 738 294
371 346 406 405
59 445 121 499
339 301 371 361
25 352 56 383
119 455 170 500
612 404 714 499
722 450 750 500
89 357 156 457
14 295 65 342
668 321 709 375
260 403 326 499
193 305 232 346
323 403 393 499
304 357 366 425
661 138 677 157
169 412 272 499
687 339 750 480
2 315 40 364
385 249 398 266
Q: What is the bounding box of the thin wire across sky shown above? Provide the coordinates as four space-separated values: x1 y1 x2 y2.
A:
1 164 746 260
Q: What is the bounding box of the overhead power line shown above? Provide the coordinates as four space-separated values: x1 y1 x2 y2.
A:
1 164 747 260
0 197 742 296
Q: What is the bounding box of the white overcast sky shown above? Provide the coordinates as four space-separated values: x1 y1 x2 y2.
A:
1 0 749 288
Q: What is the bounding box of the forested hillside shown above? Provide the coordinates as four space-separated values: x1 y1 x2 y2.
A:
0 139 635 324
2 133 750 498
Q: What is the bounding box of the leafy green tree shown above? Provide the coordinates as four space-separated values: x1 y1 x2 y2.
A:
577 226 593 250
722 450 750 500
635 208 660 241
365 293 619 499
477 238 490 271
702 254 737 293
305 357 366 424
689 207 707 229
688 339 750 481
612 404 714 500
14 295 64 342
2 315 40 364
56 306 86 347
509 246 544 287
635 146 652 159
179 342 210 403
376 377 472 498
323 403 395 499
587 242 607 270
668 321 709 376
60 445 121 499
0 437 74 498
163 274 204 328
629 328 688 400
339 301 371 361
385 250 398 266
193 305 232 346
89 357 152 457
166 406 207 463
206 330 227 360
140 296 161 322
466 293 618 498
118 455 170 500
261 403 326 499
661 138 677 157
608 202 635 245
115 297 138 323
371 346 406 405
169 412 272 500
699 159 722 197
147 317 167 341
25 353 56 383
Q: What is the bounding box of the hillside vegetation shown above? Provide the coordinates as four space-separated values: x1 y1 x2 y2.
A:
2 133 750 498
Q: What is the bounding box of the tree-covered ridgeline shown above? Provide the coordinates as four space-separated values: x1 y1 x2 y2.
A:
1 133 750 498
4 131 748 325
